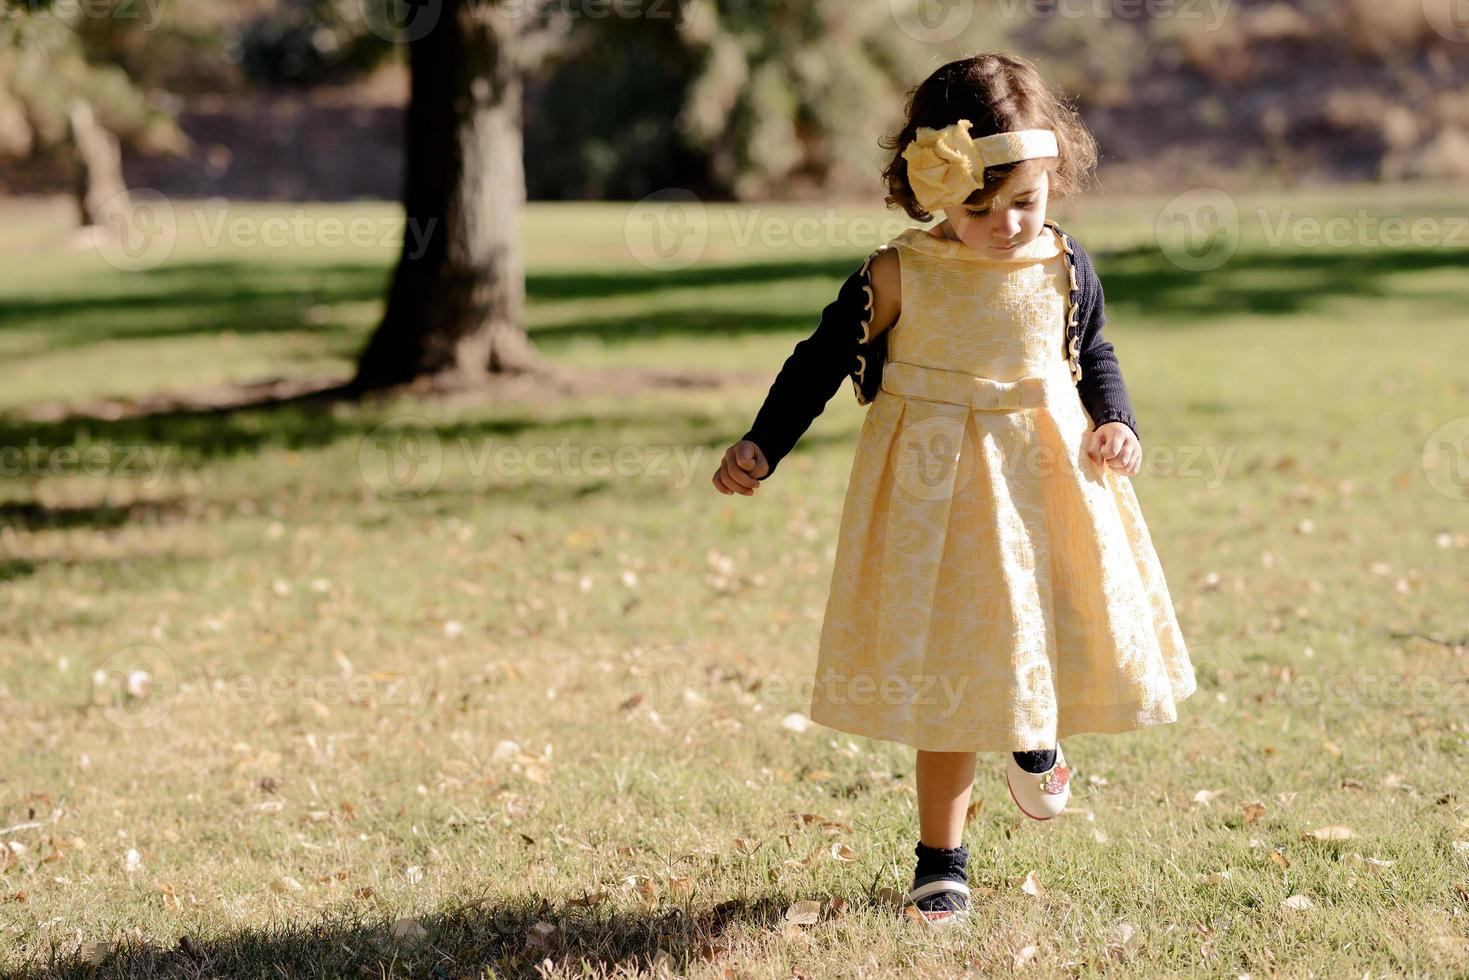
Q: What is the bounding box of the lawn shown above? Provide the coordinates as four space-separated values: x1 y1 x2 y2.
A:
1 186 1468 977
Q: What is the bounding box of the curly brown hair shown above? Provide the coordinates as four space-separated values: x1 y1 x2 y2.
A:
880 53 1099 223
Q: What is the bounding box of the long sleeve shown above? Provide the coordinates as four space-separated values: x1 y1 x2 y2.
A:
1068 239 1140 440
740 262 876 479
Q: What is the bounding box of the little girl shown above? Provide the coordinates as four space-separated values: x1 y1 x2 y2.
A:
712 52 1197 924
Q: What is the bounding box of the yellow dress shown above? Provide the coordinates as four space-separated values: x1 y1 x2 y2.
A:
808 221 1197 753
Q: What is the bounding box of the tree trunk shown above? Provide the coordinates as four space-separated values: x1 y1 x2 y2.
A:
68 100 131 230
352 0 539 391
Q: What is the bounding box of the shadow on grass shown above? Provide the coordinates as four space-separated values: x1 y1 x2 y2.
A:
12 892 870 979
5 244 1461 358
1097 243 1469 322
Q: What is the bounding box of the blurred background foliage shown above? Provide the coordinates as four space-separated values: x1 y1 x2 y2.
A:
2 0 1468 200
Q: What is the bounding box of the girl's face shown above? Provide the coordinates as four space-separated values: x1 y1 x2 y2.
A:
941 166 1051 259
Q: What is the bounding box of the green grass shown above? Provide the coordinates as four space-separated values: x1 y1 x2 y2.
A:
2 188 1468 978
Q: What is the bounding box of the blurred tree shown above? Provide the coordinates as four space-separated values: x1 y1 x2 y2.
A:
350 0 567 389
352 0 929 389
0 1 183 225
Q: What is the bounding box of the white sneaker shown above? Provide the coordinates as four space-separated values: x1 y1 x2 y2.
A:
1005 744 1071 820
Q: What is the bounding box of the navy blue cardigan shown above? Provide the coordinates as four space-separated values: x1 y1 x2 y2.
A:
741 221 1139 479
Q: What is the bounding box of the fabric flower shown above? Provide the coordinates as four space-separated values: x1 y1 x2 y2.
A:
901 119 986 214
902 122 1060 215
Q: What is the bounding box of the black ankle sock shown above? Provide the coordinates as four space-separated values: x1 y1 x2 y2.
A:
914 840 969 880
1012 748 1057 773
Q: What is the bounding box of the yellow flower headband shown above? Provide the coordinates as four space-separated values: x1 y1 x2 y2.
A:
901 120 1059 213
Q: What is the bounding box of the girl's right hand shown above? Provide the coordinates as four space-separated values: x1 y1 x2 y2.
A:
711 440 770 495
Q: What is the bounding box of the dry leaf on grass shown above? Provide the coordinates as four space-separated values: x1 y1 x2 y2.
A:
784 899 822 926
1302 825 1356 842
269 876 304 894
1344 852 1395 871
1242 802 1267 824
1281 894 1314 910
390 917 427 942
1013 944 1040 968
1020 870 1044 896
1107 921 1140 956
523 920 559 955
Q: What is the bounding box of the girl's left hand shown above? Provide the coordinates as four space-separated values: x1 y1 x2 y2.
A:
1084 421 1141 476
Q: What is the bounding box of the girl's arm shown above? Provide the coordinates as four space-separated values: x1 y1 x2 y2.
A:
1068 239 1139 440
713 249 899 493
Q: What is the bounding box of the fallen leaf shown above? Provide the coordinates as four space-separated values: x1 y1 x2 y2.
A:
1302 825 1356 842
1013 944 1039 968
1242 802 1267 824
1280 894 1313 910
269 876 304 894
1344 852 1395 872
1020 870 1043 896
785 899 822 926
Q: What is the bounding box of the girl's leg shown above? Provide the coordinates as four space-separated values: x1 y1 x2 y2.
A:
909 749 976 919
915 749 976 847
